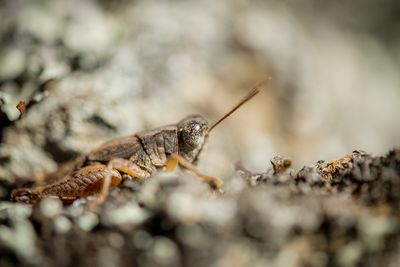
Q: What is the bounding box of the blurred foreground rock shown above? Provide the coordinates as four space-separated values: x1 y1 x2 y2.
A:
0 149 399 267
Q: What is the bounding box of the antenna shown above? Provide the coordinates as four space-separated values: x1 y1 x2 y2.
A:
208 77 272 133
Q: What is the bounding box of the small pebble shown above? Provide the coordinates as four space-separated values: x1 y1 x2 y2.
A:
78 212 99 232
40 198 62 218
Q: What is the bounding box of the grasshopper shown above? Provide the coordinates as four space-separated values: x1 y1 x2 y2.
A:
11 78 271 208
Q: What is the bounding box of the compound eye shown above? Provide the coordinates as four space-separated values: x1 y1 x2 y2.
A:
185 123 199 137
183 122 204 145
191 123 201 134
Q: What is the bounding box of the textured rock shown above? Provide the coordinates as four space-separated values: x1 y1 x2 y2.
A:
0 1 400 267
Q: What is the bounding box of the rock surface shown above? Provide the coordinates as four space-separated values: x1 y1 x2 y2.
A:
1 1 400 267
0 150 400 267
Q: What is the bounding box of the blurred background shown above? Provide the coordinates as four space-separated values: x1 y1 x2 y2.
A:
0 0 399 181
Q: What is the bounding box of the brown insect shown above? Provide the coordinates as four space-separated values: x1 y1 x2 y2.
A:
11 78 271 209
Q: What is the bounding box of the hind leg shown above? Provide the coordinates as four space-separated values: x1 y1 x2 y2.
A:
85 158 150 210
11 164 122 205
13 156 87 189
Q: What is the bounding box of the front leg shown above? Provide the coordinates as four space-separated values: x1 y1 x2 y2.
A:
166 154 223 188
86 158 150 210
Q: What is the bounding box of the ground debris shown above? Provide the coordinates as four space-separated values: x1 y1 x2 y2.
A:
0 149 399 267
